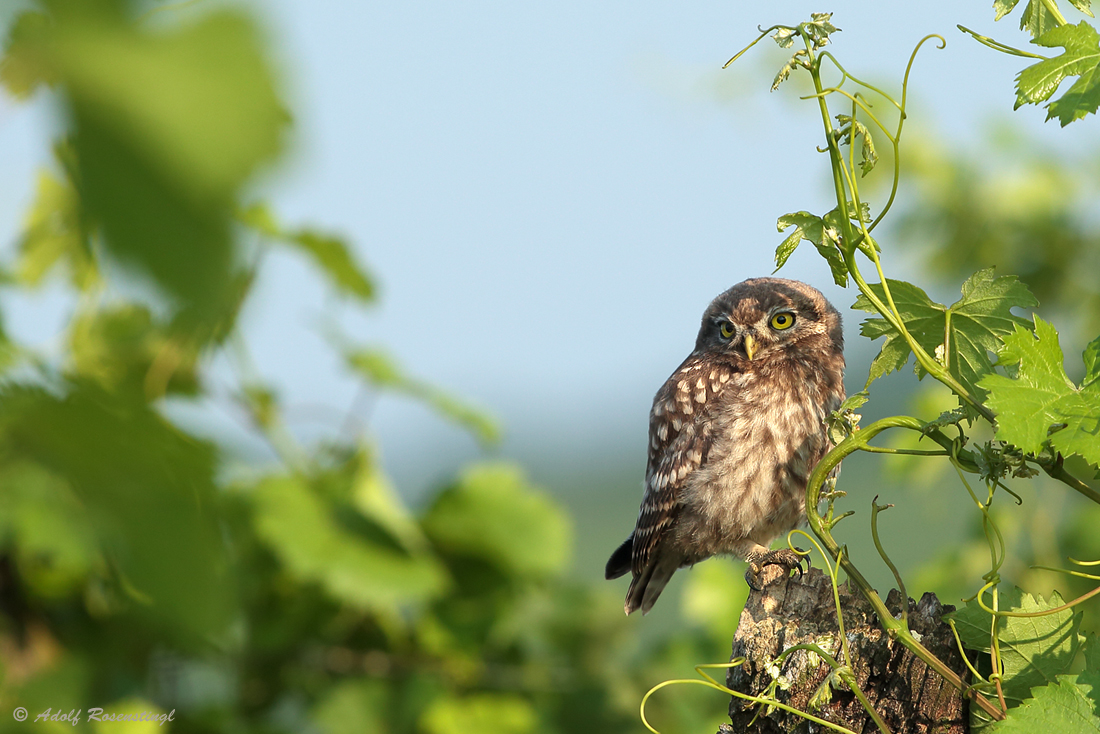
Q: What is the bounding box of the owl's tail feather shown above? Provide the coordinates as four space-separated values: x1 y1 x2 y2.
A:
625 555 679 615
605 535 633 580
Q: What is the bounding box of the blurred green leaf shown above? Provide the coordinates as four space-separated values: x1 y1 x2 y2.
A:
0 313 17 375
0 461 98 598
23 5 288 312
420 693 538 734
898 132 1100 338
0 10 55 98
68 303 198 396
345 347 501 445
0 383 233 643
0 653 89 734
423 464 571 577
16 164 98 291
352 445 432 554
250 473 448 611
239 203 375 302
90 699 172 734
313 679 390 734
52 8 286 204
980 317 1100 467
680 559 748 640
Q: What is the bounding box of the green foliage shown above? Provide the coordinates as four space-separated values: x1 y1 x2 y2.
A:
4 1 286 323
16 162 97 290
249 470 449 611
981 318 1100 467
423 465 571 578
949 588 1083 708
775 209 850 286
1 1 1098 732
983 0 1100 123
987 675 1100 732
733 8 1100 732
897 130 1100 338
835 114 878 176
1017 22 1100 125
0 4 737 733
420 693 537 734
853 269 1038 395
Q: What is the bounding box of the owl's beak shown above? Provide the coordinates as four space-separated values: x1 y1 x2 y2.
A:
743 334 759 361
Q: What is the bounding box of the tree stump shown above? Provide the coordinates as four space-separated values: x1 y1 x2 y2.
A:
720 567 969 734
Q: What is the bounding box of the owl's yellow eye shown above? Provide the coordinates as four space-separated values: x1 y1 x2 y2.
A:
720 322 735 339
770 312 795 330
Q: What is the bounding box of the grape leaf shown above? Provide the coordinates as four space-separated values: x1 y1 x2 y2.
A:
1072 0 1096 18
836 114 878 176
979 316 1100 467
0 11 56 98
1020 0 1061 39
947 586 1084 729
988 675 1100 733
995 0 1023 22
1084 335 1100 385
1071 0 1096 18
1015 22 1100 125
45 8 287 312
775 210 847 286
772 49 807 90
1087 633 1100 671
802 12 839 49
852 268 1037 393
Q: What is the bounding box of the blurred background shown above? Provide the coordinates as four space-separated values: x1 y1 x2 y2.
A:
0 0 1099 732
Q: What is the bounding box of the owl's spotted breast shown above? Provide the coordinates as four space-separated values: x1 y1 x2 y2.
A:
606 277 845 615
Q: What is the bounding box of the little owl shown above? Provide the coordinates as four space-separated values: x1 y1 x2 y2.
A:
606 278 845 615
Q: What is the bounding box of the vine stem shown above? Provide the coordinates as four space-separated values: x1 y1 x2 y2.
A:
786 530 894 734
640 661 860 734
805 416 1006 722
1043 461 1100 505
799 33 996 423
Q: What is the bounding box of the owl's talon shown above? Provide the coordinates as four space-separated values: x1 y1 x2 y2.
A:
745 548 806 589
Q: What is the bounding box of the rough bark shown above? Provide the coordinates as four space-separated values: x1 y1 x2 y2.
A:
719 567 969 734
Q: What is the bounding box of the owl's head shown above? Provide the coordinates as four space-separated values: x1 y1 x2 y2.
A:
694 278 843 364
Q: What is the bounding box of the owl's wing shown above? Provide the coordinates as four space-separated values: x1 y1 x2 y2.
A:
630 357 734 578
